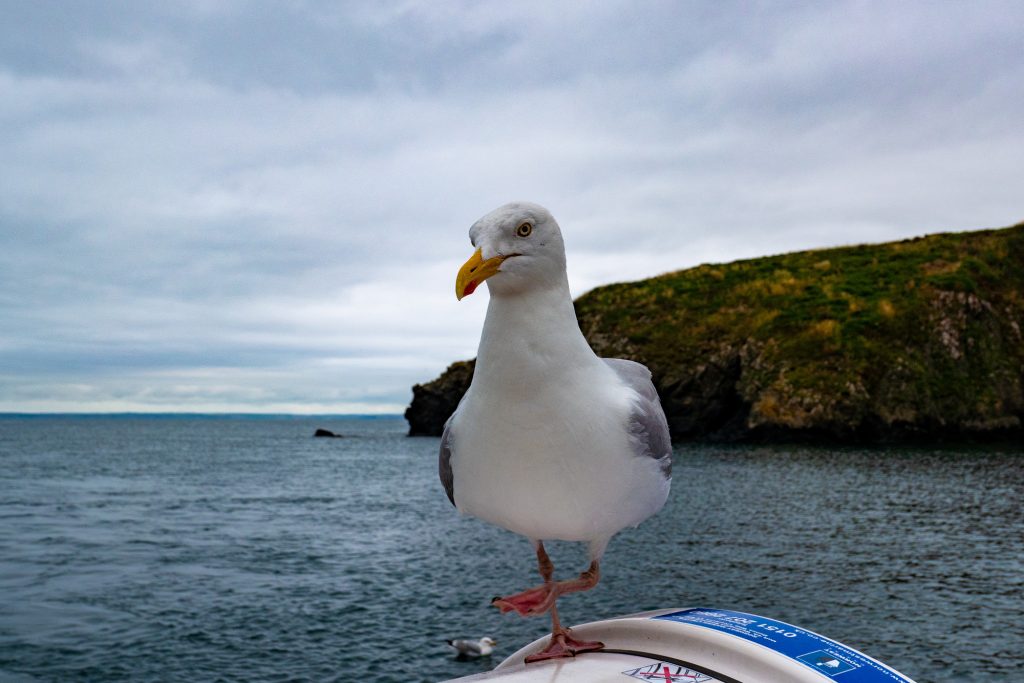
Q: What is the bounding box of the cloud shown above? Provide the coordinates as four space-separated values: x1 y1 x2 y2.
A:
0 1 1022 412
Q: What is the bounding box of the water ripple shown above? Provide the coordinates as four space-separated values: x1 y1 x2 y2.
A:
0 418 1021 682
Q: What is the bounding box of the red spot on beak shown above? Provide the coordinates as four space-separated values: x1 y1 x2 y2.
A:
464 280 479 296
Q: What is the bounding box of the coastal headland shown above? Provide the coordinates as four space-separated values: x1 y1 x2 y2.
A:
407 222 1024 443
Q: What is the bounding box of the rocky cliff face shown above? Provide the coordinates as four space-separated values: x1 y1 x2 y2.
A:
405 360 475 436
406 223 1024 442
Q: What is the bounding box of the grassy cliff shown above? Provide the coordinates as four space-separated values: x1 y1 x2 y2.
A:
407 222 1024 442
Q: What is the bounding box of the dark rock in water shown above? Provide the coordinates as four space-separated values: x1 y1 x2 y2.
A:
406 222 1024 444
314 428 343 438
405 360 475 436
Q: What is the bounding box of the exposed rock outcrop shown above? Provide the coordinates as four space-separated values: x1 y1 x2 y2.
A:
405 360 476 436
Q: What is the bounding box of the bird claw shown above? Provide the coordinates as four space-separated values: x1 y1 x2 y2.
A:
524 629 604 663
491 584 555 616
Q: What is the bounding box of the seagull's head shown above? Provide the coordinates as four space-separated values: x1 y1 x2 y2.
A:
455 202 566 300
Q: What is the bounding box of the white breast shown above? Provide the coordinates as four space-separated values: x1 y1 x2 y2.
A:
449 362 670 544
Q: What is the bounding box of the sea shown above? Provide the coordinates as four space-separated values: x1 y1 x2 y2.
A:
0 415 1020 682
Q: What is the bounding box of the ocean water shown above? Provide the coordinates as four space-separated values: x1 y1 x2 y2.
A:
0 416 1021 682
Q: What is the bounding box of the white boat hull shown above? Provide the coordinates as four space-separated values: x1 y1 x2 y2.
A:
446 607 917 683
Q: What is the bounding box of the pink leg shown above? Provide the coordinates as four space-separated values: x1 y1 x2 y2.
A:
492 544 604 662
491 543 557 616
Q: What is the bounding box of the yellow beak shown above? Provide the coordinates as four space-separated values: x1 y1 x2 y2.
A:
456 248 506 300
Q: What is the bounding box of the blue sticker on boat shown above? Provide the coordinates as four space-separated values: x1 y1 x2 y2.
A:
654 608 914 682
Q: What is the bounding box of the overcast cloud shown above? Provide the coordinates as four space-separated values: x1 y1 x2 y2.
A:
1 1 1022 413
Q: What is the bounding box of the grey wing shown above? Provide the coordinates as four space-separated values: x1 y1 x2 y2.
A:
603 358 672 478
439 407 460 506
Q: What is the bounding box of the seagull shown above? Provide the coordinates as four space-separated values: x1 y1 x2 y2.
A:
440 202 672 662
446 636 498 658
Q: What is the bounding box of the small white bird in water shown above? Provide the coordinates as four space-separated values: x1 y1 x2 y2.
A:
446 636 498 658
440 202 672 662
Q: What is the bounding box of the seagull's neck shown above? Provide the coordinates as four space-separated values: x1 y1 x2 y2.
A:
475 280 598 388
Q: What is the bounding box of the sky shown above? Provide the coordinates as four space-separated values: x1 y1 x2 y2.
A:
1 1 1022 414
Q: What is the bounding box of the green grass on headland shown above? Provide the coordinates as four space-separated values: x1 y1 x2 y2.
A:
574 222 1024 441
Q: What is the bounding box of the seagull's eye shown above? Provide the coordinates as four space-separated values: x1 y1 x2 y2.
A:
515 222 533 237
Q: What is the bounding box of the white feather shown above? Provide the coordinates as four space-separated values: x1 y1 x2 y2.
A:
446 203 671 560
